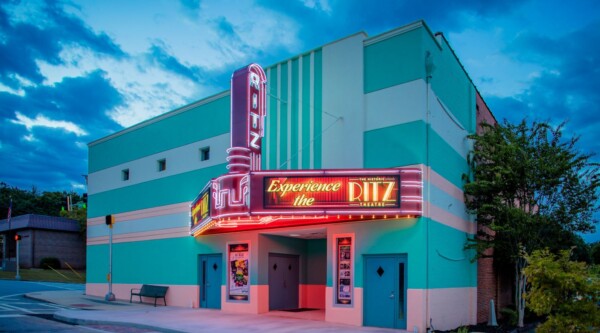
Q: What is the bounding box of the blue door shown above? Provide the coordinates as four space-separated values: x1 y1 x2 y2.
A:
268 253 299 310
199 254 222 309
363 255 407 329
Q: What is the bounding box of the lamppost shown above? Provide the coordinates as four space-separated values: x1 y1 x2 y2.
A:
14 234 21 280
104 215 115 301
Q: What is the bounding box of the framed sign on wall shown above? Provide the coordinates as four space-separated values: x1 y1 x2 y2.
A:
228 242 250 301
335 235 354 305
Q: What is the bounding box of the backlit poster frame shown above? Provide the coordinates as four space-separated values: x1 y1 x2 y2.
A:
228 242 250 301
334 234 354 306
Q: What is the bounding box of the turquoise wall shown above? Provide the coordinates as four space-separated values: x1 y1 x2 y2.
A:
87 219 474 289
306 239 326 285
364 120 468 189
424 36 476 133
364 24 476 134
364 27 424 93
87 232 260 286
326 218 475 289
89 94 230 173
88 164 227 218
263 49 322 170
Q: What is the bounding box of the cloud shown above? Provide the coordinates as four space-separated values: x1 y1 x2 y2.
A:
11 112 88 137
0 67 123 192
301 0 332 14
0 1 125 90
145 41 204 82
489 20 600 159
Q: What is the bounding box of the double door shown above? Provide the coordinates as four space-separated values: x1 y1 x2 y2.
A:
363 254 407 329
268 253 299 310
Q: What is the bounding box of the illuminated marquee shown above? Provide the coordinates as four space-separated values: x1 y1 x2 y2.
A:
191 186 211 228
264 176 400 209
189 63 423 237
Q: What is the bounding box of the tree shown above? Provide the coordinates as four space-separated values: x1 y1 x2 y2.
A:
524 248 600 332
60 206 87 237
1 182 87 235
464 120 600 327
590 241 600 265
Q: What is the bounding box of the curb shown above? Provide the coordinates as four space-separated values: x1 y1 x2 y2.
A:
53 312 185 333
24 293 58 303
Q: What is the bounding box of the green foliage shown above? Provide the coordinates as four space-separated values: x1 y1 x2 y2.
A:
40 257 61 270
0 182 86 217
59 206 88 236
500 307 518 326
525 248 600 333
463 120 600 326
1 182 87 235
591 242 600 265
465 120 600 263
449 326 469 333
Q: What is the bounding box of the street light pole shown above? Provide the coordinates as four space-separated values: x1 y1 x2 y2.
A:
105 218 115 301
15 235 20 280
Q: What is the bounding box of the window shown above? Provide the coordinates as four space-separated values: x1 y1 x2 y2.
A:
157 159 167 172
122 169 130 181
200 147 210 161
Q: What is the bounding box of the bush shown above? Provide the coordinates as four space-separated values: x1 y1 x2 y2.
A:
499 307 518 326
40 257 61 270
525 248 600 333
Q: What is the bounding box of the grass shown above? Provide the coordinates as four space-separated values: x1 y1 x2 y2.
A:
0 268 85 283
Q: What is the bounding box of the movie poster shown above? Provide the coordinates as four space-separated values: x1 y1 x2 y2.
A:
229 243 249 301
336 237 352 305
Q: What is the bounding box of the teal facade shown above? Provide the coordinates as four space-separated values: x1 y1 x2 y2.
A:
87 20 483 331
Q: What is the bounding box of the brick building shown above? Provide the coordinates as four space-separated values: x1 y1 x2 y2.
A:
0 214 86 269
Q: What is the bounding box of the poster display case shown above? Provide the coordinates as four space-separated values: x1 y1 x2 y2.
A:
228 243 250 301
336 236 353 305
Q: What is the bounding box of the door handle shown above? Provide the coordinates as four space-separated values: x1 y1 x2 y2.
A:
389 291 395 299
206 282 210 287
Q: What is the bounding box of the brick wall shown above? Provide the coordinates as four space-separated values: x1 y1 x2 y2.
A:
26 229 86 269
477 256 497 323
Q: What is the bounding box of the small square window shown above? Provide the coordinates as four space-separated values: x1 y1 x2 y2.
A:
122 169 130 181
157 159 167 172
200 147 210 161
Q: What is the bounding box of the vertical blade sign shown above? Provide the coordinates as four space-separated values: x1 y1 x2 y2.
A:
230 64 267 171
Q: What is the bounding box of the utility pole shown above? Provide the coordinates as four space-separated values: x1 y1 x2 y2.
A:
105 215 115 301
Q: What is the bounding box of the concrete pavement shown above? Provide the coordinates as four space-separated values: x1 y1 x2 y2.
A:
25 290 407 333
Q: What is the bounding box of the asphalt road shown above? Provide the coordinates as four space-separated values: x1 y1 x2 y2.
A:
0 279 155 332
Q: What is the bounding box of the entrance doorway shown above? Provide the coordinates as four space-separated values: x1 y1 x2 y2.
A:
363 254 407 329
268 253 300 310
199 253 222 309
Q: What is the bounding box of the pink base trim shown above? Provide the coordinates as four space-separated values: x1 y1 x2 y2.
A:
325 287 362 326
86 283 199 308
220 285 269 314
300 284 325 309
407 287 477 331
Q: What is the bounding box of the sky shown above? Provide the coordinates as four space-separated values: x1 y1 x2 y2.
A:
1 0 599 238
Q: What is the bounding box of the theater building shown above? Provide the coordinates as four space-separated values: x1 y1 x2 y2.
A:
86 20 493 331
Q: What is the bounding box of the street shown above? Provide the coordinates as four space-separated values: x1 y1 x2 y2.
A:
0 279 156 332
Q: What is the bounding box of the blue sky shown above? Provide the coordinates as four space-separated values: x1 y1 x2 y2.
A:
1 0 599 239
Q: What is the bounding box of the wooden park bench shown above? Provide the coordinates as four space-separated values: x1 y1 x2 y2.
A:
130 284 169 306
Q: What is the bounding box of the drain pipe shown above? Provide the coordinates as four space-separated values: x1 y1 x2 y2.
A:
424 50 435 332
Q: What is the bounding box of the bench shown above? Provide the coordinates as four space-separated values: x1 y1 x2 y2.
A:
130 284 169 306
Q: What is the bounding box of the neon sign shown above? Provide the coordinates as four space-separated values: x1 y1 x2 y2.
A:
191 186 211 228
189 63 423 237
264 176 400 209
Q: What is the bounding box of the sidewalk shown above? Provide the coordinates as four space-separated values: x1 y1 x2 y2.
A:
25 290 407 333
